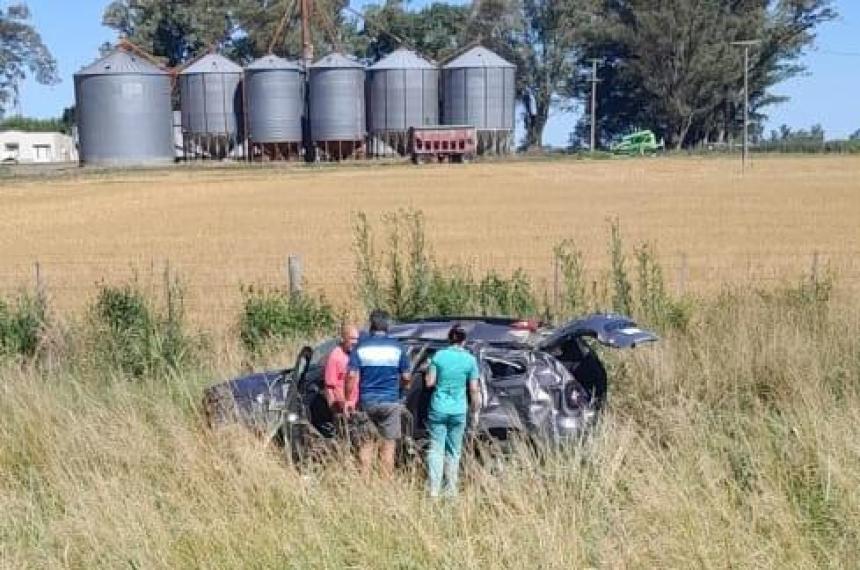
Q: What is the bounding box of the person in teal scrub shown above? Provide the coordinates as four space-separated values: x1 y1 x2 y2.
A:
425 324 481 497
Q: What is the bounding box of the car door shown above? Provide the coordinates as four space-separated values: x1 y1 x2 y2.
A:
538 314 658 406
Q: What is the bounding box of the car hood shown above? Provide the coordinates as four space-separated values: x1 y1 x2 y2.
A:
539 313 658 350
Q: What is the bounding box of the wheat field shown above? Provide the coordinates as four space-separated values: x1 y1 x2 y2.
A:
1 155 858 326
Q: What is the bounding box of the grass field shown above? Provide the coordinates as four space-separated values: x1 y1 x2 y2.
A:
1 155 859 327
2 155 860 568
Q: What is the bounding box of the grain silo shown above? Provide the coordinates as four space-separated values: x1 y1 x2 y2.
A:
308 53 365 160
441 46 516 155
74 49 174 166
366 48 438 157
179 53 244 160
244 55 305 161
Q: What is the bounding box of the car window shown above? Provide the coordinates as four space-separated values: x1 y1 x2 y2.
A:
485 356 527 378
309 339 337 367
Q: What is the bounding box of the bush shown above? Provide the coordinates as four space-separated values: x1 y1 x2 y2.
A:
0 291 46 360
634 242 692 332
353 210 541 320
554 239 587 319
89 276 199 378
239 287 337 356
608 217 633 316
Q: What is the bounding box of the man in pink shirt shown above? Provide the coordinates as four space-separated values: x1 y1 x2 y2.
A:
324 324 360 413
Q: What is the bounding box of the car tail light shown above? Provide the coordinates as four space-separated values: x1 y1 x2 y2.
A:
511 319 538 332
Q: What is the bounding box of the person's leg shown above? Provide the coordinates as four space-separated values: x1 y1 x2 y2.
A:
358 440 376 476
443 412 468 496
380 439 396 478
426 410 447 497
375 403 402 479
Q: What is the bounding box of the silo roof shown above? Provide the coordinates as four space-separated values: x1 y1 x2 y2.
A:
368 48 436 70
76 49 167 76
443 46 515 69
246 54 303 71
180 53 243 75
310 52 365 69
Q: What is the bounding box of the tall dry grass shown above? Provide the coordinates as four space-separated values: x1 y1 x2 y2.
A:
2 284 858 568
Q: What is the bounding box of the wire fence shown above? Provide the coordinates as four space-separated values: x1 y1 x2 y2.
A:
2 250 859 312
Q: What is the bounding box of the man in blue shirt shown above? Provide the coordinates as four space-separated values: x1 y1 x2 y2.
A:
345 310 411 476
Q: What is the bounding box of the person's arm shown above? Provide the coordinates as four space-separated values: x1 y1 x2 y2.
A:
425 359 437 388
344 349 360 413
323 353 343 409
468 357 482 416
399 347 412 389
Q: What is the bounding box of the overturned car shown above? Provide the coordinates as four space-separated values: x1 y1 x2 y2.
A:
203 314 658 462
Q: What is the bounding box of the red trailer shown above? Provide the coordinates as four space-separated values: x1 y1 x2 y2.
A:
409 126 477 164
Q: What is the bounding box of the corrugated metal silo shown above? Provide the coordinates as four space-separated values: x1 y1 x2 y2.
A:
74 49 174 166
244 55 304 151
442 46 516 154
308 53 365 160
179 53 244 159
367 48 438 157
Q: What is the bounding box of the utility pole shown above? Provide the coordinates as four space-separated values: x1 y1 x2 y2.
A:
588 59 602 152
301 0 314 67
731 40 761 173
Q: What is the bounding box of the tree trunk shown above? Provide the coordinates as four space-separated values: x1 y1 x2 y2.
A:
522 93 550 150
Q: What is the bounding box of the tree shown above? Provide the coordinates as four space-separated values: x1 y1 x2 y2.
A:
102 0 233 66
103 0 355 66
466 0 598 149
850 129 860 141
575 0 836 149
357 1 470 62
0 115 69 134
0 3 58 117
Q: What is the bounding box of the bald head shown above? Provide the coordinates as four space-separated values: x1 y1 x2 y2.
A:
340 324 359 352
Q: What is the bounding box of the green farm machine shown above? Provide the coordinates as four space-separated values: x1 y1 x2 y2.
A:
611 130 664 156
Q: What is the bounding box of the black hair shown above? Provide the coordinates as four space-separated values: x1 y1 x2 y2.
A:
369 309 390 333
448 323 467 344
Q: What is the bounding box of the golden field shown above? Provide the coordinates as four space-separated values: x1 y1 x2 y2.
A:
1 155 858 324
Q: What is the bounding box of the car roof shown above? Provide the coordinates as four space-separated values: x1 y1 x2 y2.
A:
388 320 532 345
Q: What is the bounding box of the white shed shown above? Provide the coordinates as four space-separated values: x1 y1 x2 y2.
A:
0 130 78 163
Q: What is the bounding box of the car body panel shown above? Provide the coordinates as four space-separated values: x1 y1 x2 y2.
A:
539 313 658 350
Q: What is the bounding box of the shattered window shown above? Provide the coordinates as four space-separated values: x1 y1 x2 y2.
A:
485 356 527 378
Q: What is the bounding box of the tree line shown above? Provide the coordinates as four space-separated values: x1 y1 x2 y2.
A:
1 1 840 149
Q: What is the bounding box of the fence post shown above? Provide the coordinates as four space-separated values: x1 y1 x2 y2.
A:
288 255 303 296
552 254 560 320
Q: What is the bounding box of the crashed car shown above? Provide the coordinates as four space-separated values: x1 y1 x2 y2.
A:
203 314 657 461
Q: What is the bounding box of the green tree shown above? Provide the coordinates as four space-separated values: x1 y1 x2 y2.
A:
575 0 835 149
102 0 233 66
103 0 356 65
849 129 860 141
355 1 469 62
464 0 600 149
0 3 58 117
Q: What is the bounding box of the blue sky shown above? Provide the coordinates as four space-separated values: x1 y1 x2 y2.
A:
13 0 860 144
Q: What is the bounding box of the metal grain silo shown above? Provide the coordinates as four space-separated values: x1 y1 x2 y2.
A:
308 53 365 160
442 46 516 154
367 48 438 156
244 55 304 160
74 49 174 166
179 53 244 159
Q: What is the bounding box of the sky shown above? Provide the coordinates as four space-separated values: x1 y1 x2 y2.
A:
12 0 860 145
